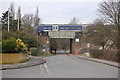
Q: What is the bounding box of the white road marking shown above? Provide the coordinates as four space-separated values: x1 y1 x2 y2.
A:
39 63 48 78
43 63 49 73
43 56 49 73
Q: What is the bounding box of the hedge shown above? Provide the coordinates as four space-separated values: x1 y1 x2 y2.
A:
90 49 119 62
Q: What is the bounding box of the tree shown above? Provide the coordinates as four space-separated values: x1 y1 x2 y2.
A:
1 10 18 31
10 2 15 20
22 14 33 27
33 6 41 27
98 0 120 48
98 0 120 26
69 17 79 24
21 14 35 35
86 19 112 49
17 6 22 30
1 11 10 30
17 6 21 20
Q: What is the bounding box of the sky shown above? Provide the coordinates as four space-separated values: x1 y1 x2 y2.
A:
0 0 102 24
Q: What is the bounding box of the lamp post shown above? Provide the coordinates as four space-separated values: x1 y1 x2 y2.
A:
17 14 20 30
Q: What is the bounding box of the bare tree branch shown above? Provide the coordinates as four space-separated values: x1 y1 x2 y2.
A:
22 14 33 26
98 0 120 27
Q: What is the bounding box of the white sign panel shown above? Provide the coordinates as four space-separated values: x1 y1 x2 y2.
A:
52 25 58 31
87 43 90 47
47 41 49 43
75 38 79 42
43 49 45 52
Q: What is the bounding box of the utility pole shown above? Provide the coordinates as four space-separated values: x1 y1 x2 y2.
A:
8 8 10 32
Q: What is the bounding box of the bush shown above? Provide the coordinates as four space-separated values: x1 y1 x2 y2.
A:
2 30 39 48
2 38 28 53
15 38 28 53
30 48 40 56
23 36 38 48
90 49 119 62
2 31 14 40
2 38 17 53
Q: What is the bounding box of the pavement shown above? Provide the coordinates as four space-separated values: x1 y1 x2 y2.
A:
0 56 46 70
78 55 120 68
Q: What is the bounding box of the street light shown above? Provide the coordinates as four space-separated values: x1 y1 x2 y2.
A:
17 13 20 31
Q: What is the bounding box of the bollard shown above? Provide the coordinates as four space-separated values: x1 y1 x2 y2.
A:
75 50 78 55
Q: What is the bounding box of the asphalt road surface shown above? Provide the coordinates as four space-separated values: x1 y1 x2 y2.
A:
2 55 118 78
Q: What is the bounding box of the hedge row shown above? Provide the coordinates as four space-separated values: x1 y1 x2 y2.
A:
90 49 119 62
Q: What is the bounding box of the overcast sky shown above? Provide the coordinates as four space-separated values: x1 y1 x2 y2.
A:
0 0 102 24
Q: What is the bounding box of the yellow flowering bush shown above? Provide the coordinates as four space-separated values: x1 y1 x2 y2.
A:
15 38 28 52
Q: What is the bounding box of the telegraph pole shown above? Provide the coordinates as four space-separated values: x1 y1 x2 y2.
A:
8 8 10 32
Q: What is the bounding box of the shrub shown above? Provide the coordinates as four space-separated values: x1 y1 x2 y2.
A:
23 36 38 48
2 31 14 40
90 49 119 62
2 38 28 53
14 30 39 48
2 30 40 48
2 38 17 53
30 48 40 56
15 38 28 53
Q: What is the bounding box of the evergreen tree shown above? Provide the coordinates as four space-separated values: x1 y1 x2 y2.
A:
33 6 40 27
17 6 22 30
10 2 15 20
1 10 18 31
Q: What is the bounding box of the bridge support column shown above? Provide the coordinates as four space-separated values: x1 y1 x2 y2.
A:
70 39 73 54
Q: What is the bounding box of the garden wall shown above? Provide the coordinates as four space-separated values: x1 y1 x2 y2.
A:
0 53 27 64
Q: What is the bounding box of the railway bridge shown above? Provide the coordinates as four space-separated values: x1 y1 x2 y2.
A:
37 24 83 54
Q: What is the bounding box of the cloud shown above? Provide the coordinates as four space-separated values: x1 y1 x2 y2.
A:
0 1 100 24
0 0 102 2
